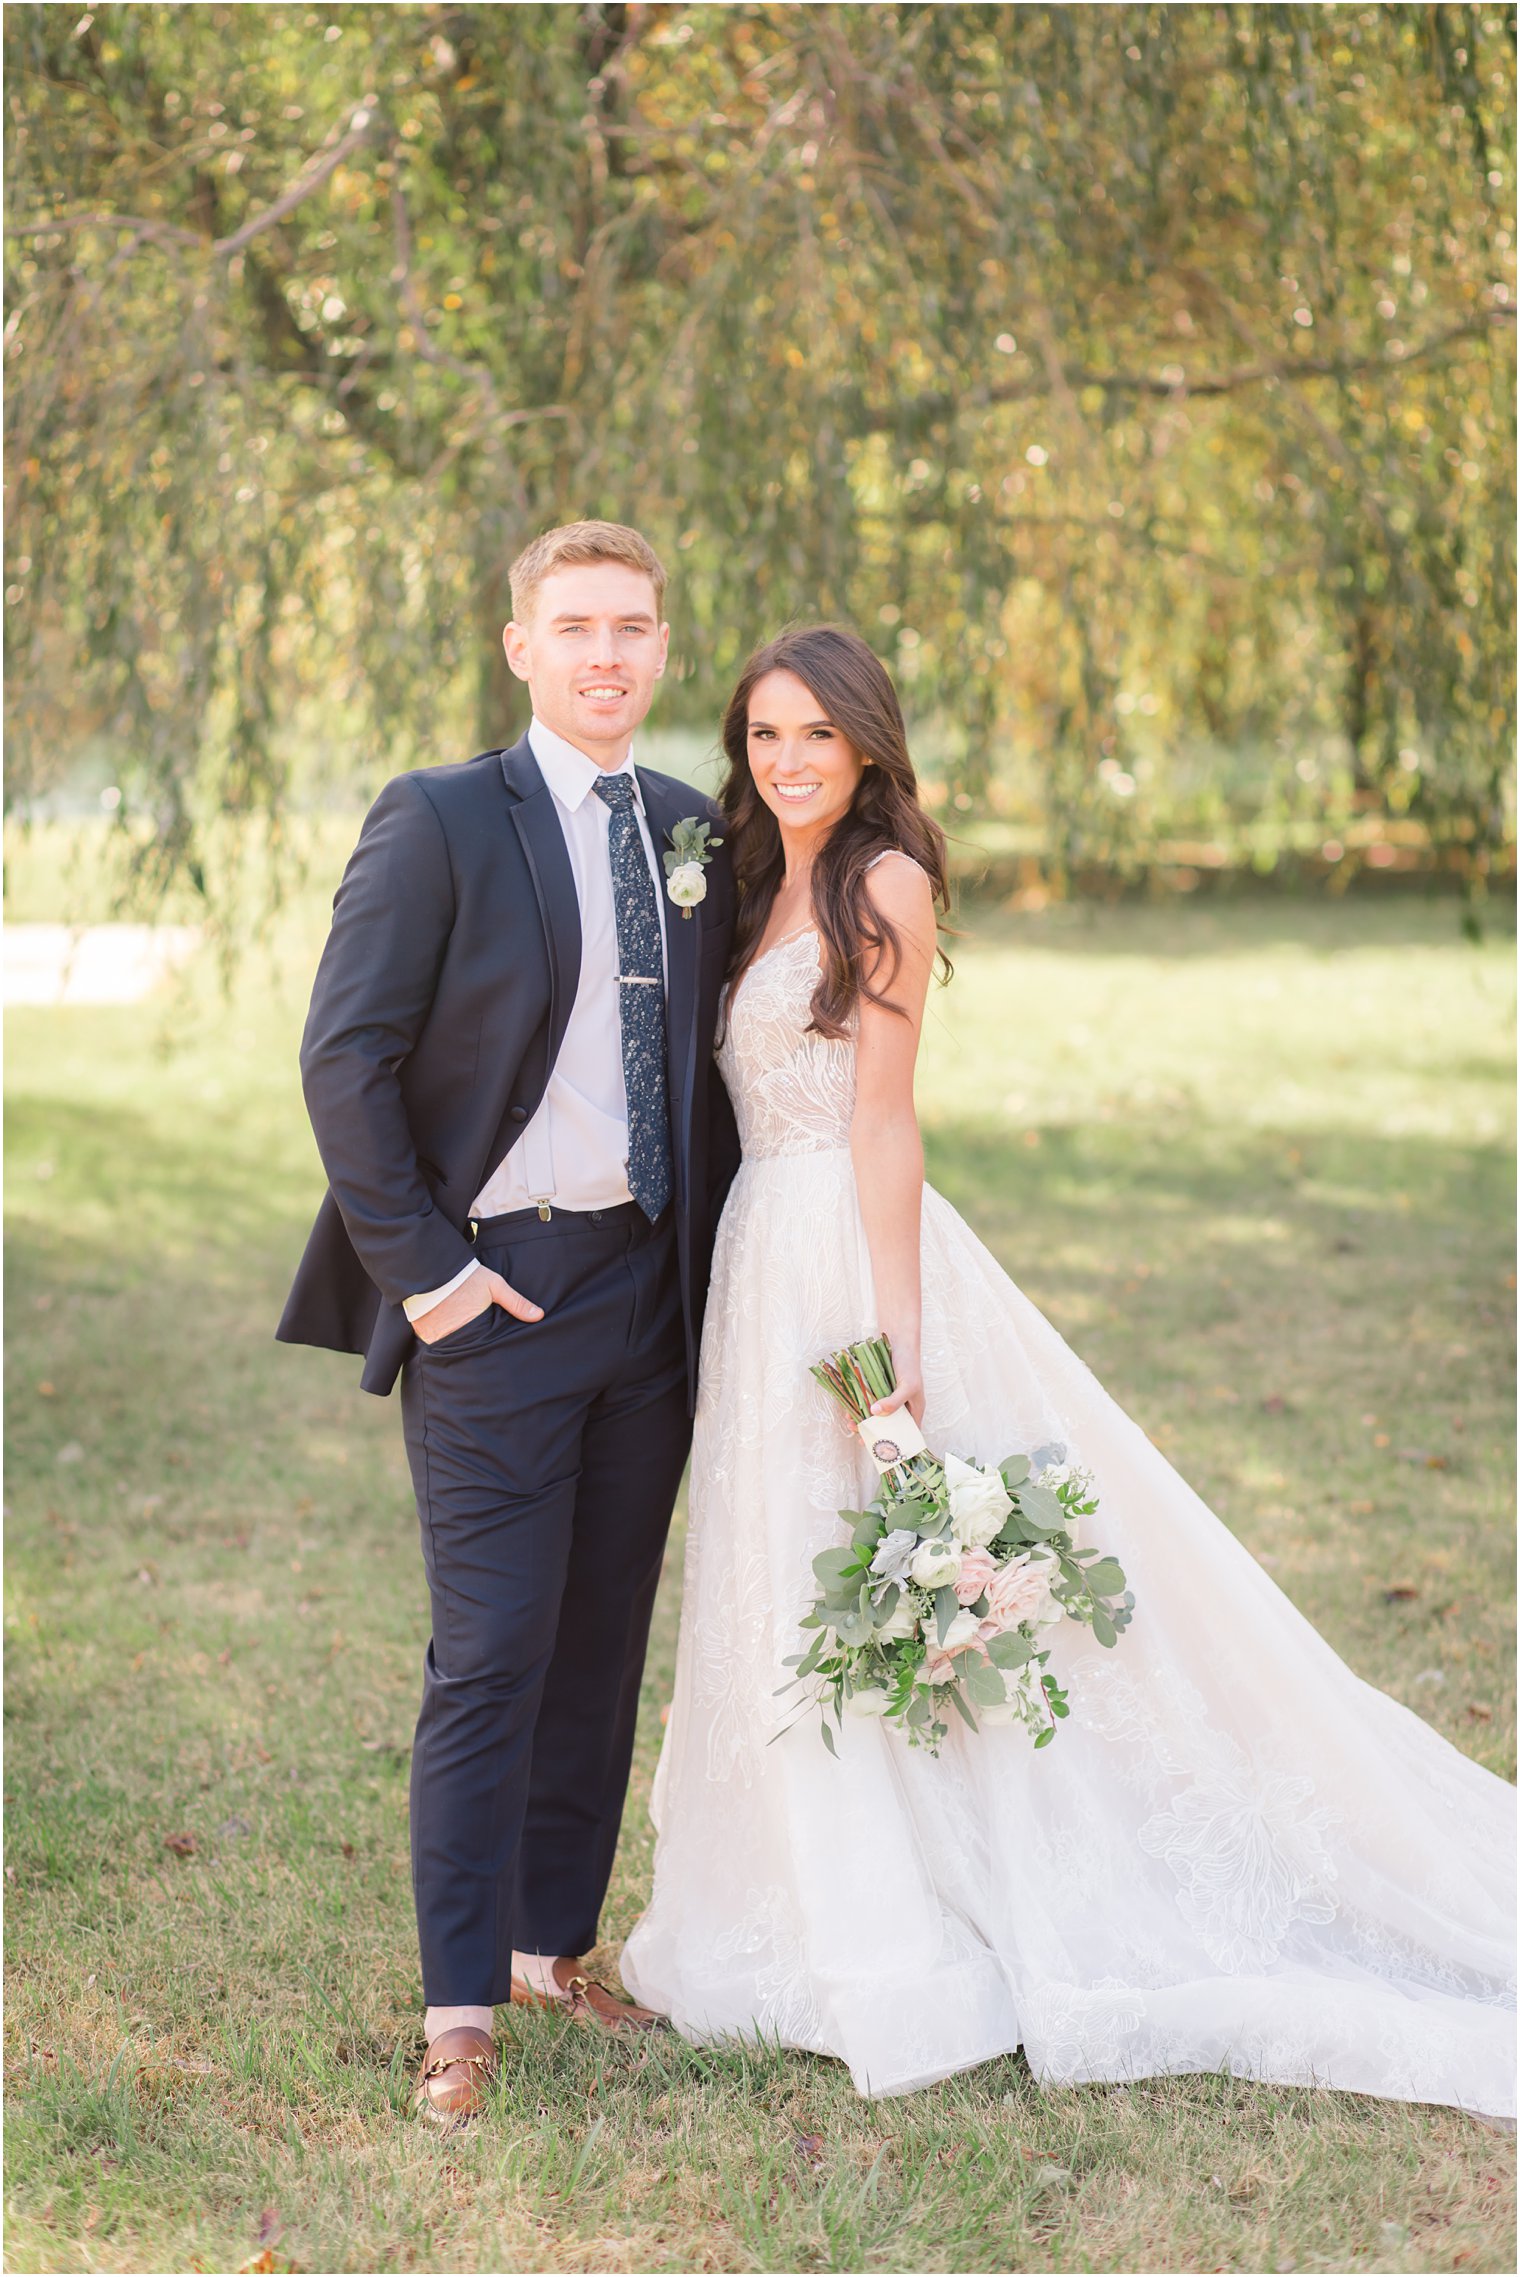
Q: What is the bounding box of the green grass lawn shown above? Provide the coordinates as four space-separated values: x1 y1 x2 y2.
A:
4 880 1515 2274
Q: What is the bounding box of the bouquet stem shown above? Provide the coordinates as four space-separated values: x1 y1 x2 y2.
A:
810 1336 941 1491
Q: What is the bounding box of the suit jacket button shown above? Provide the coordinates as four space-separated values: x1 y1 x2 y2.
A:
509 1105 528 1123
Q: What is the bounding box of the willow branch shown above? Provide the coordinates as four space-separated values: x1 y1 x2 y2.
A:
389 178 567 434
852 309 1514 433
8 97 385 256
212 100 386 256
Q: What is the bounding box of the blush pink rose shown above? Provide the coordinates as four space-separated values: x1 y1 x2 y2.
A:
983 1554 1054 1633
953 1546 998 1607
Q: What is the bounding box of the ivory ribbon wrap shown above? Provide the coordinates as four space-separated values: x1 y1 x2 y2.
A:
856 1409 929 1472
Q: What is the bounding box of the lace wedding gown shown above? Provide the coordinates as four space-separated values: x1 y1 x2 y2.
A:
620 917 1516 2111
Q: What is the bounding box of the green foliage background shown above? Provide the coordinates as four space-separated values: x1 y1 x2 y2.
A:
5 2 1516 900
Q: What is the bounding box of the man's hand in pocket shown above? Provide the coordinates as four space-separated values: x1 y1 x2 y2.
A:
411 1267 545 1345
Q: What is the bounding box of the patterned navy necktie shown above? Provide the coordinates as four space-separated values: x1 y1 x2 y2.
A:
592 773 673 1221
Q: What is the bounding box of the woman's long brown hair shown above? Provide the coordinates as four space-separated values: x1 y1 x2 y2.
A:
718 624 951 1038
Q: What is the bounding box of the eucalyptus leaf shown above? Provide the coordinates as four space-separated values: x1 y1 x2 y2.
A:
986 1631 1036 1670
1091 1605 1119 1649
1083 1557 1127 1597
999 1455 1032 1488
1015 1483 1064 1530
934 1586 959 1644
965 1659 1008 1706
948 1685 979 1730
851 1510 886 1555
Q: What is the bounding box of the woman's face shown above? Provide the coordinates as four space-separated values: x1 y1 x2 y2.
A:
745 668 866 844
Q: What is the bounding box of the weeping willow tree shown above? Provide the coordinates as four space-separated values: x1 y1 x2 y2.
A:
5 1 1515 914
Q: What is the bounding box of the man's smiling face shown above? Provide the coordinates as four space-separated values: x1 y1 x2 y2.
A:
503 560 670 766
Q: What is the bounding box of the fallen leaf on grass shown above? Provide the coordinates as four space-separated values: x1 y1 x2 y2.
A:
1395 1448 1448 1469
1347 1499 1375 1516
794 2132 826 2168
257 2210 283 2248
1259 1395 1287 1415
340 1841 355 1860
37 1381 55 1398
162 1831 198 1858
1466 1704 1493 1724
1382 1586 1419 1604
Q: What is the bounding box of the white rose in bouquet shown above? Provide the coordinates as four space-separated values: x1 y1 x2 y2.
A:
939 1608 984 1654
909 1537 962 1590
874 1592 921 1642
846 1686 891 1717
943 1454 1013 1549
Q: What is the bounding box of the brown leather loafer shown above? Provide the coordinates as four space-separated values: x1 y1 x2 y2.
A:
414 2024 497 2124
509 1955 663 2034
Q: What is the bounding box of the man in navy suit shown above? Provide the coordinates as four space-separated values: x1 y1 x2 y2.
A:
278 522 739 2119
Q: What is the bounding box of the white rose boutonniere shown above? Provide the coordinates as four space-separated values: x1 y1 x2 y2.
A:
663 816 723 918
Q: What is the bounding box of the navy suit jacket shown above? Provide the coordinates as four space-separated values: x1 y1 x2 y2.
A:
276 734 740 1402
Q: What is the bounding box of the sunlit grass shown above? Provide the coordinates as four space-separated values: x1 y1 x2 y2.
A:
4 881 1514 2272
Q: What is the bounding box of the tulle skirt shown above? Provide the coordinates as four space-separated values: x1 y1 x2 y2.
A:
621 1146 1515 2109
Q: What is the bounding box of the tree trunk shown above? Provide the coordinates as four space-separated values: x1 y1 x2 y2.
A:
473 520 524 753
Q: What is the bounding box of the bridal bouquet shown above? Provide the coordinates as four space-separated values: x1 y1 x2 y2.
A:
784 1336 1134 1756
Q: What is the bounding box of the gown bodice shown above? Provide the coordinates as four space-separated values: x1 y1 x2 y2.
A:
717 926 854 1159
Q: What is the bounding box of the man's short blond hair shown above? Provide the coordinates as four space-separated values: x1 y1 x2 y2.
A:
508 520 668 621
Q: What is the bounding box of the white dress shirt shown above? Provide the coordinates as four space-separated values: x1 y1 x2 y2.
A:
404 717 669 1321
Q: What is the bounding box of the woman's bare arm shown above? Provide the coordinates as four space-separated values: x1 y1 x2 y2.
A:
849 853 939 1425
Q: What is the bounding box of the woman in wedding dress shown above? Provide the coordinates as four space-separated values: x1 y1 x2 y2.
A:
620 625 1516 2113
